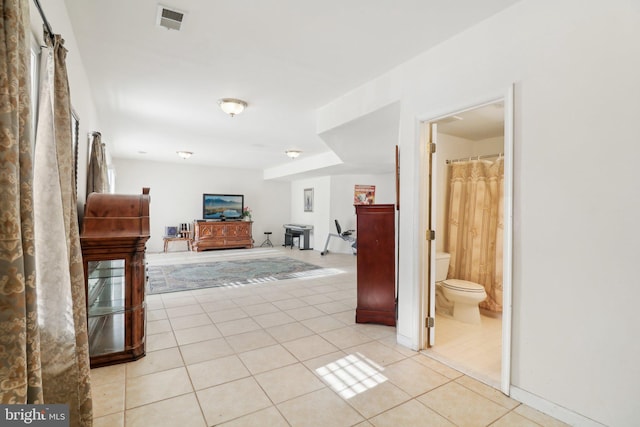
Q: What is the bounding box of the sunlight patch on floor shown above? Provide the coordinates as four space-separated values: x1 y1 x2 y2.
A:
315 353 387 399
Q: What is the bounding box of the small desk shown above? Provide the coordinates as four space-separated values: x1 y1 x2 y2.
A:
163 236 192 252
283 224 313 250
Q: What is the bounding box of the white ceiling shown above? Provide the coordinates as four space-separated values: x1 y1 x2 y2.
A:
62 0 518 177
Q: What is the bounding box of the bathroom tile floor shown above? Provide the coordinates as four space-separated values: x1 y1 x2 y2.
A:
91 247 568 427
428 312 502 387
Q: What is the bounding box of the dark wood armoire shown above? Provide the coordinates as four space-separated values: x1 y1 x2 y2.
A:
355 204 396 326
80 188 150 367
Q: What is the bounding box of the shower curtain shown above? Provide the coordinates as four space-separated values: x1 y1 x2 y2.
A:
446 158 504 312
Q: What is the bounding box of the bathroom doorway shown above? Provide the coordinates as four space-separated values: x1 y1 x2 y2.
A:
419 91 514 394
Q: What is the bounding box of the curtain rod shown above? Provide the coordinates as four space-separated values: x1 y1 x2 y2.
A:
32 0 55 41
446 153 503 164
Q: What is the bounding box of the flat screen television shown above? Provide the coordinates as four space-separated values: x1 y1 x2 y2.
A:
203 194 244 220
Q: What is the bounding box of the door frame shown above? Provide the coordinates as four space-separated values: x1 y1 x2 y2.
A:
418 85 514 395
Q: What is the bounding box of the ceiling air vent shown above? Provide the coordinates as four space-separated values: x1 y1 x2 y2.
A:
157 5 185 31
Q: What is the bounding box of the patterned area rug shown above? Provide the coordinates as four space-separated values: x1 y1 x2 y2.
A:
147 256 329 294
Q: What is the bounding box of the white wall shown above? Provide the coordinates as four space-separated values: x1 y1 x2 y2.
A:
317 1 640 425
289 173 395 254
289 177 330 250
114 158 290 253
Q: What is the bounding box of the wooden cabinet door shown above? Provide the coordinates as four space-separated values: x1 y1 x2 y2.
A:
355 204 396 326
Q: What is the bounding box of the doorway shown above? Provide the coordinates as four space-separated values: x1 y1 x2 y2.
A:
419 92 513 394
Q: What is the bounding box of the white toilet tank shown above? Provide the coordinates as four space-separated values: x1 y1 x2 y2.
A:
435 252 450 282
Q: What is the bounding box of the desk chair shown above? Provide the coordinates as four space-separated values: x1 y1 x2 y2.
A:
320 220 357 255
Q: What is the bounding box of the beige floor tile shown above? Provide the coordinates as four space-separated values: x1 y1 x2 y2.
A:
513 405 571 427
344 380 411 418
93 411 124 427
147 319 171 335
92 379 125 418
490 411 541 427
239 343 298 374
166 304 204 318
200 299 238 312
316 301 352 314
384 358 451 397
90 364 126 386
169 313 212 330
354 422 374 427
253 311 296 328
197 377 272 426
147 309 168 321
300 294 334 305
225 329 277 353
187 354 250 390
332 311 357 325
173 324 221 345
216 317 262 336
161 295 199 308
218 406 290 427
145 331 177 352
455 375 519 409
277 388 364 427
231 295 268 306
272 297 308 310
126 347 184 378
242 302 280 316
417 381 509 426
351 323 396 340
321 326 373 349
368 399 455 427
345 341 407 366
208 307 249 323
413 354 464 379
285 305 326 320
301 315 348 333
283 334 340 361
266 321 315 343
302 350 348 375
179 337 235 365
125 367 193 409
255 363 326 403
125 393 206 427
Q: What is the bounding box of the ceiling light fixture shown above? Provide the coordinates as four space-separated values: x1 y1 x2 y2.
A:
218 98 247 117
285 150 301 159
177 151 193 159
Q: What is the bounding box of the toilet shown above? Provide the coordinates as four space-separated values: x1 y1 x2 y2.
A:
435 252 487 324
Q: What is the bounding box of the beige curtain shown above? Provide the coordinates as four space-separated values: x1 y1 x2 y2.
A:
33 32 93 425
0 0 44 404
446 158 504 312
86 132 108 197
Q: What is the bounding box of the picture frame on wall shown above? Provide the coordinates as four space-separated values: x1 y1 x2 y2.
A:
304 188 314 212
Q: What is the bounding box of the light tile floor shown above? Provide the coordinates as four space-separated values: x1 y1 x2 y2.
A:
92 247 568 427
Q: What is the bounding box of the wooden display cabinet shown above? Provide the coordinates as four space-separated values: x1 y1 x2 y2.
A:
81 188 150 367
192 220 253 251
355 204 396 326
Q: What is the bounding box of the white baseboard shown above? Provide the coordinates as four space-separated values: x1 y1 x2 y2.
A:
510 386 606 427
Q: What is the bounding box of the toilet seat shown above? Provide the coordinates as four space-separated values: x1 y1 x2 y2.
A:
441 279 485 293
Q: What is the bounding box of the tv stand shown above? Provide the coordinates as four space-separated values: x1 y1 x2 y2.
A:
192 220 253 251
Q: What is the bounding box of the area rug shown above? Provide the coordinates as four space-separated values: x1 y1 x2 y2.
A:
147 256 330 294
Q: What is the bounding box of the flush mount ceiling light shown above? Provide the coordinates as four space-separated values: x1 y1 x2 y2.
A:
218 98 247 117
176 151 193 159
285 150 301 159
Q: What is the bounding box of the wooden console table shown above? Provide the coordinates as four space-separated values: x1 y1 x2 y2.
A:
192 220 253 251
